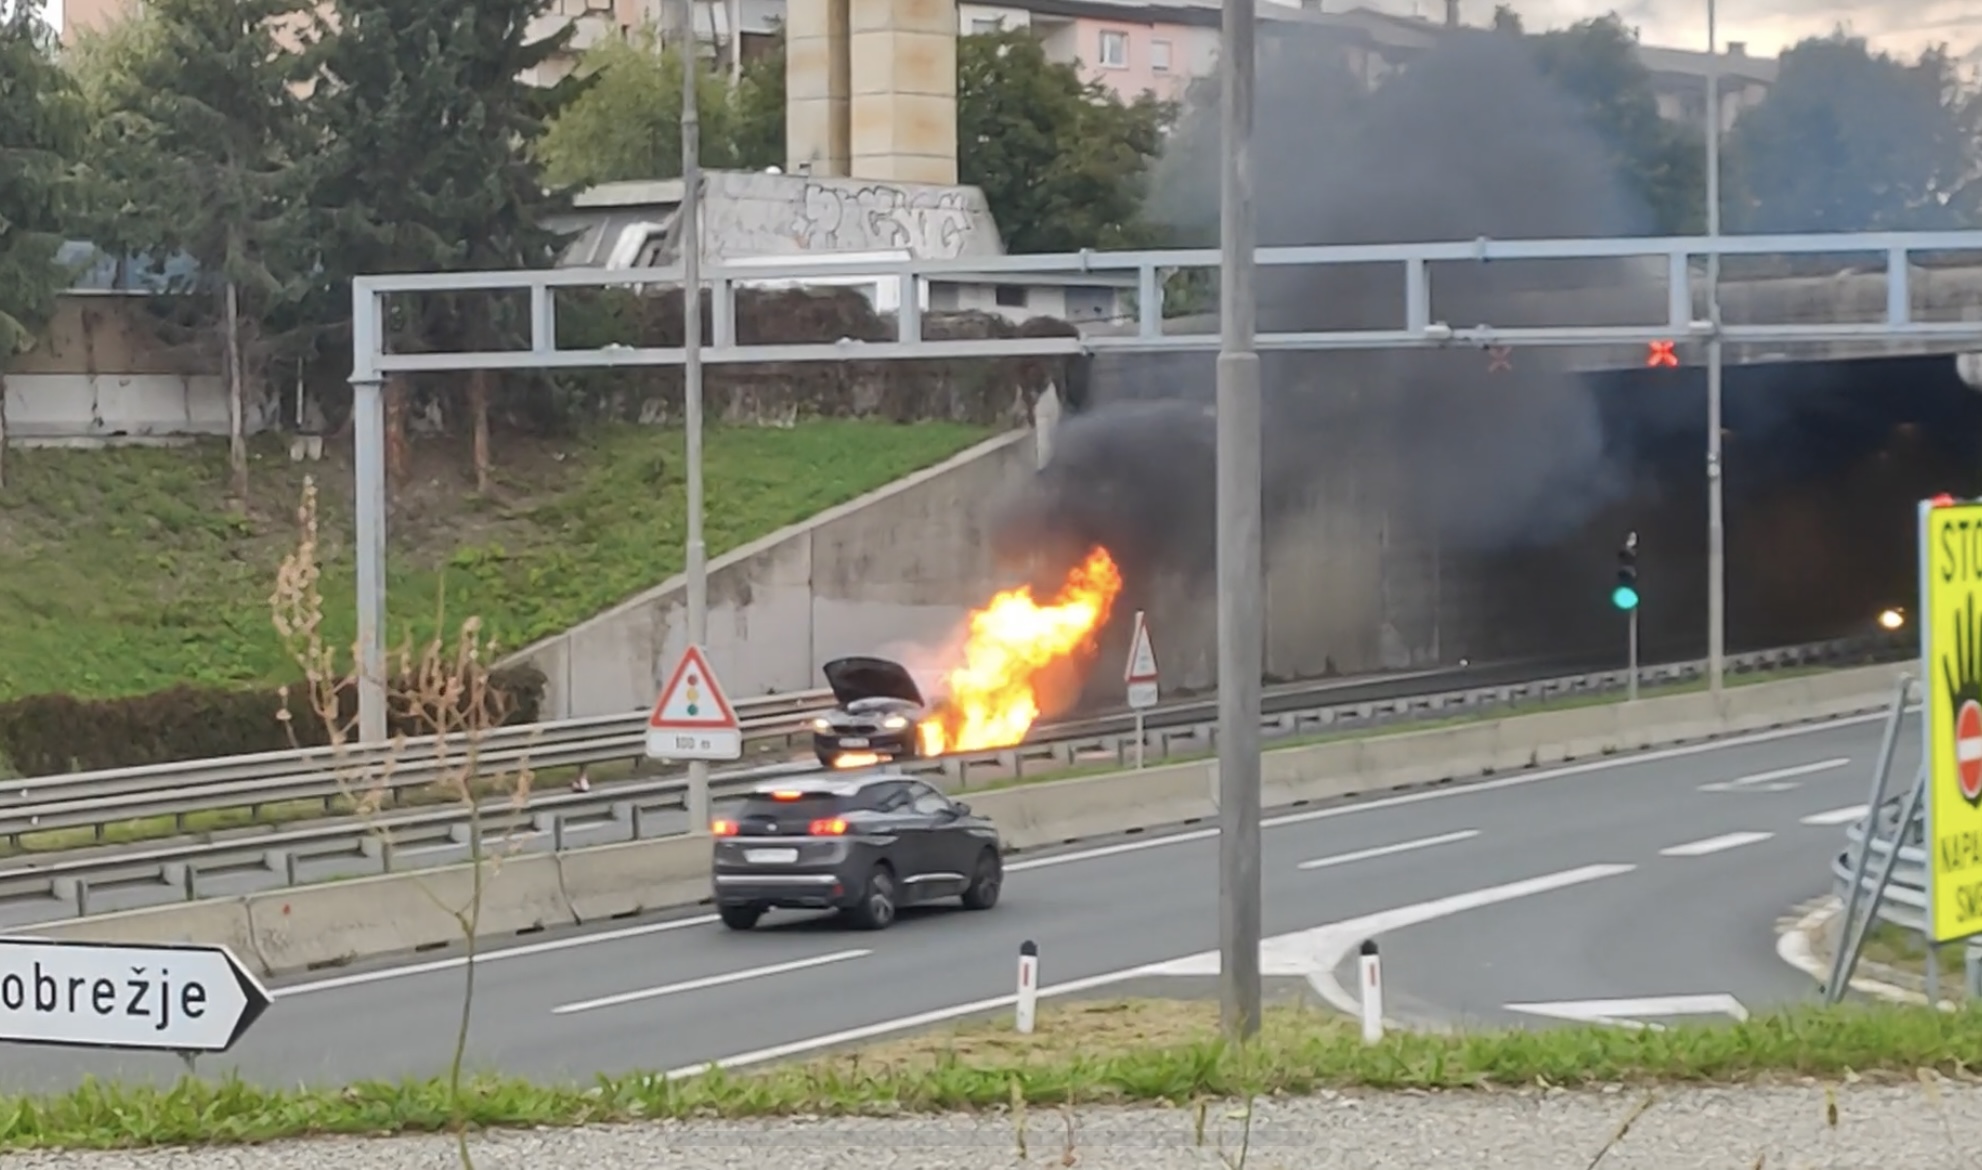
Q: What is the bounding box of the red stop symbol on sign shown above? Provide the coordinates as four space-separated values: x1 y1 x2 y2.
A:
1958 699 1982 804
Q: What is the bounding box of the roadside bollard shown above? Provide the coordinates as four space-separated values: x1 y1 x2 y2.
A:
1359 939 1383 1044
1016 940 1039 1035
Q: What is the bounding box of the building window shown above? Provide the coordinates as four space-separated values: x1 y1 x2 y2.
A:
1098 29 1128 68
995 284 1028 308
970 17 1002 34
1151 38 1171 71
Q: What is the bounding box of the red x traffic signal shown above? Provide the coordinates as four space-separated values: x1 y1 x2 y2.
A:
1647 340 1679 368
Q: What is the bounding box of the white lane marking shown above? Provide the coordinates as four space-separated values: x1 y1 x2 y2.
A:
271 710 1892 997
1801 804 1870 826
665 861 1638 1080
272 914 722 999
1296 829 1480 871
1697 757 1850 793
1659 830 1774 857
552 949 869 1015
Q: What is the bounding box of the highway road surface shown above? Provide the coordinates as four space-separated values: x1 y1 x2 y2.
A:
0 708 1907 1093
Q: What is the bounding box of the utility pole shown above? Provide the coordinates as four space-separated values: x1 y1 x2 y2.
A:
1704 0 1726 696
1215 0 1263 1041
678 0 711 829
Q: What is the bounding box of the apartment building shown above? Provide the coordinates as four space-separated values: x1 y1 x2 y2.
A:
58 0 784 85
953 0 1776 119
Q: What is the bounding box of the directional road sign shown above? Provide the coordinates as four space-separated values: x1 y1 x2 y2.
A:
0 938 270 1053
1124 610 1159 711
646 644 743 761
1918 496 1982 943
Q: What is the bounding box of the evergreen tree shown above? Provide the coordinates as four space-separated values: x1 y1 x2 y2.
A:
306 0 583 487
70 0 319 499
0 0 84 489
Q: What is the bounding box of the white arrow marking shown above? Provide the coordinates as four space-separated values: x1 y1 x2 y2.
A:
1504 993 1749 1031
1143 862 1637 982
1296 829 1480 870
1698 757 1849 793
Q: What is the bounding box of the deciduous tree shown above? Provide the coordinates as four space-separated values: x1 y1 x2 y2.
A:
1726 32 1973 233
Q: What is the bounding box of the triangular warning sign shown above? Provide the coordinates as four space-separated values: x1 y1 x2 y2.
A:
1124 611 1158 684
649 645 740 730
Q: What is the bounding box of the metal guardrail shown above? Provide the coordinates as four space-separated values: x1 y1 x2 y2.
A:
0 689 836 842
1833 798 1929 934
0 633 1899 921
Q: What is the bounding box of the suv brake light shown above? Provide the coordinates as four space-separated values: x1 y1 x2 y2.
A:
808 817 848 836
711 818 739 836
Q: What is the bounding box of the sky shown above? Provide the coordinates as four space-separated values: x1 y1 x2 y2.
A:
1366 0 1980 59
39 0 1982 61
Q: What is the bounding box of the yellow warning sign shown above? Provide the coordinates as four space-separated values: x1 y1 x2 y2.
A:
1918 498 1982 943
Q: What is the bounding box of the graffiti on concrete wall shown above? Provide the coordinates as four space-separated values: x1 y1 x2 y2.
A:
791 182 979 258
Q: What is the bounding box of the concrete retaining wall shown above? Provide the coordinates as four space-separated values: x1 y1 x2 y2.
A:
502 426 1044 719
14 662 1901 978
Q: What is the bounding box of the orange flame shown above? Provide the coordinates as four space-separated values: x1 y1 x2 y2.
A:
919 547 1124 756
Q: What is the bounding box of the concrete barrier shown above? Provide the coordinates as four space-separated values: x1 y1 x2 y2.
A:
241 853 580 974
9 661 1905 975
558 835 713 922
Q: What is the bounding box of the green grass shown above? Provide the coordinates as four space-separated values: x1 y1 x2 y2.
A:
1860 921 1975 996
0 421 994 701
2 997 1978 1151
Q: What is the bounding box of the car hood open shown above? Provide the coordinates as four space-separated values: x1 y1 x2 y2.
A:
822 655 925 707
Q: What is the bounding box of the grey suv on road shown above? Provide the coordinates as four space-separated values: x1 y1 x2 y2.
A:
709 771 1004 931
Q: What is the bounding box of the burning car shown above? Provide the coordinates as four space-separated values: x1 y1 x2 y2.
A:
811 656 931 768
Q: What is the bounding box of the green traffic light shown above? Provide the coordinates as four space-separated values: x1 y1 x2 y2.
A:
1612 585 1640 611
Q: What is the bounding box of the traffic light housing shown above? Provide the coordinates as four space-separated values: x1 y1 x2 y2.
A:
1613 531 1639 611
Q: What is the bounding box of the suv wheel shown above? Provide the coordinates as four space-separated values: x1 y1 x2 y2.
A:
960 848 1002 911
719 903 763 931
844 864 897 931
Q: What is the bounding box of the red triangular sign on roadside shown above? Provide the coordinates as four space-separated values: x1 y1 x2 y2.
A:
1124 611 1158 684
649 645 740 730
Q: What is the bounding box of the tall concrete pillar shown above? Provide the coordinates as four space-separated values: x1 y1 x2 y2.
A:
849 0 958 185
786 0 851 176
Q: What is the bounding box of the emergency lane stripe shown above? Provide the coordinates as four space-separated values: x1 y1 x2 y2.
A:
550 949 871 1015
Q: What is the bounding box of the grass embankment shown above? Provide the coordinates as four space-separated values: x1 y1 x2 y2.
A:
0 421 994 702
2 997 1978 1150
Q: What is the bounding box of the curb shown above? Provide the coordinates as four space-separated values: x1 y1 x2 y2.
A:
1773 895 1963 1013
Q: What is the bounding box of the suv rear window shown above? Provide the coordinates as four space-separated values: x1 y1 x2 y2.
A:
734 791 847 819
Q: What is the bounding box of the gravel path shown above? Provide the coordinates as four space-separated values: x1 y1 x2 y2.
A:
4 1083 1978 1169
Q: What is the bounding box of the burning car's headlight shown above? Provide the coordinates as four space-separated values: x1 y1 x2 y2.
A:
882 714 910 730
812 716 831 731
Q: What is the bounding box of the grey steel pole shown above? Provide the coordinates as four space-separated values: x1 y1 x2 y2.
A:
1627 607 1639 702
1824 675 1914 1004
1215 0 1263 1042
349 282 388 744
680 2 711 830
1704 0 1726 696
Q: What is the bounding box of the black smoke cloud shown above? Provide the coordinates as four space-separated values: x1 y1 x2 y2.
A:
991 27 1662 593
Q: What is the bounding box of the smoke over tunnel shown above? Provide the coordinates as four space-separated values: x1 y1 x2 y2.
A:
986 26 1982 697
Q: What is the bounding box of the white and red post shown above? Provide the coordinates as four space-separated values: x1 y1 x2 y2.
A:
1016 939 1039 1034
